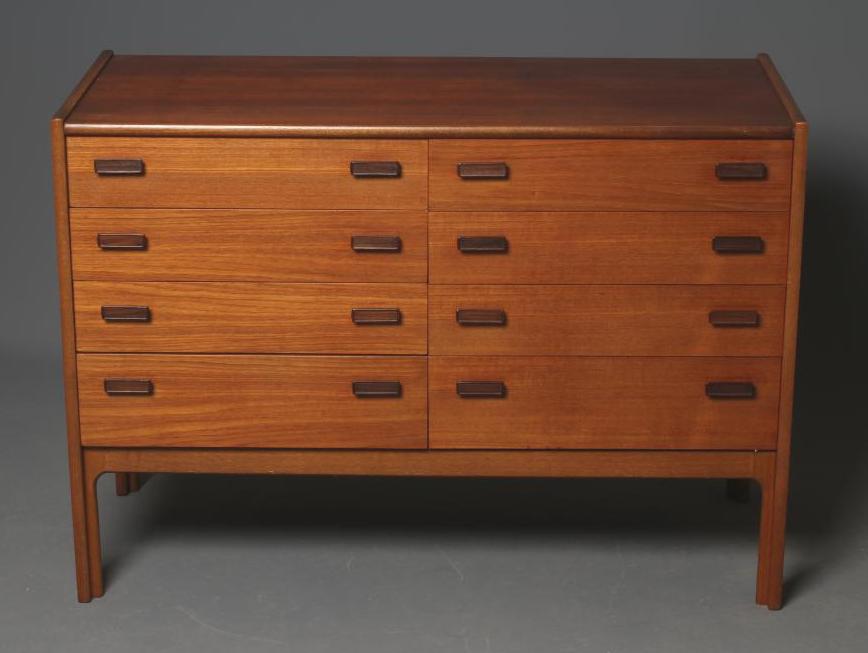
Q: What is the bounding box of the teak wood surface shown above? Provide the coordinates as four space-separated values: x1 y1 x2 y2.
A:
74 281 427 354
70 209 428 283
52 52 806 609
428 211 789 285
429 284 785 356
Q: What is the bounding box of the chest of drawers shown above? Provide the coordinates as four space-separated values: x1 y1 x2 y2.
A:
52 52 807 608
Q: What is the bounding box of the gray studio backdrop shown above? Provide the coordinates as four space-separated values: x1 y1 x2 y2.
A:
2 1 867 652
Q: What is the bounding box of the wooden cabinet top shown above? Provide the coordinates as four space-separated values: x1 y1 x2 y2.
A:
60 51 802 139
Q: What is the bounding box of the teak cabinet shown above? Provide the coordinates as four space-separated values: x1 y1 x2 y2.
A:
52 52 807 608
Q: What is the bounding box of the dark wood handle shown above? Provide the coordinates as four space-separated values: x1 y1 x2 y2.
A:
94 159 145 176
101 306 152 322
708 310 761 328
457 236 509 253
458 162 509 179
456 308 507 326
351 235 402 253
457 381 507 398
352 381 402 398
104 379 154 396
712 236 765 254
715 163 767 180
705 382 756 399
350 161 402 178
351 308 402 325
97 233 148 251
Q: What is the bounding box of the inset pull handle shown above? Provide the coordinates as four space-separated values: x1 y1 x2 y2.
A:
351 308 402 325
104 379 153 396
351 235 402 253
457 236 509 253
352 381 402 398
458 162 509 180
712 236 765 254
457 381 506 398
456 309 507 326
715 163 767 180
708 310 761 328
101 306 152 322
97 233 148 251
705 382 756 399
350 161 402 178
94 159 145 176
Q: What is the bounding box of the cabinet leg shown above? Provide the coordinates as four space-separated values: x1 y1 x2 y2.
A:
755 454 787 610
726 479 751 503
115 473 130 496
69 465 92 602
84 461 105 598
756 475 774 606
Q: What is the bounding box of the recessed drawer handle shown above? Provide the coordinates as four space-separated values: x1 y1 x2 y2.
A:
352 381 402 398
457 236 509 253
715 162 767 180
705 382 756 399
97 233 148 251
351 235 402 253
708 310 761 328
351 308 402 325
457 381 507 398
712 236 765 254
456 308 507 326
350 161 402 178
457 162 509 180
94 159 145 176
101 306 152 322
104 379 154 396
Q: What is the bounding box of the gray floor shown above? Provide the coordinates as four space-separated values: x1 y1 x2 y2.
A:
1 352 867 653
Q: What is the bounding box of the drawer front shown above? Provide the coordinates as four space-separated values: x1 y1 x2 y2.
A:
67 138 427 209
77 355 427 448
430 212 788 284
75 282 427 354
70 209 427 282
430 285 785 356
430 140 791 211
429 356 780 450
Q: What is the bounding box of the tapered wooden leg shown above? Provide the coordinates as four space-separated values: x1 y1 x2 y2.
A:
69 464 92 603
766 460 790 610
115 473 130 496
84 461 105 598
726 479 751 503
756 474 774 606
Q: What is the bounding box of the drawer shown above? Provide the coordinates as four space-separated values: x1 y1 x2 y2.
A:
67 137 427 209
429 356 780 450
70 209 427 282
430 140 791 211
75 282 427 354
77 355 427 448
430 285 785 356
429 212 788 285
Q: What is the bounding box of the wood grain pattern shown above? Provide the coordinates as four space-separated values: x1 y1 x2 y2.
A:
429 211 788 285
74 281 427 354
429 285 785 356
64 56 794 139
67 138 427 209
70 209 427 282
77 355 427 448
52 49 115 603
84 447 773 480
429 356 781 450
430 140 792 211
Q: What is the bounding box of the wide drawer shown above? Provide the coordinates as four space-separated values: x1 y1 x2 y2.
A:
430 140 792 211
429 356 780 450
430 285 785 356
70 209 427 282
67 137 427 209
429 212 788 284
77 355 427 448
75 282 427 354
